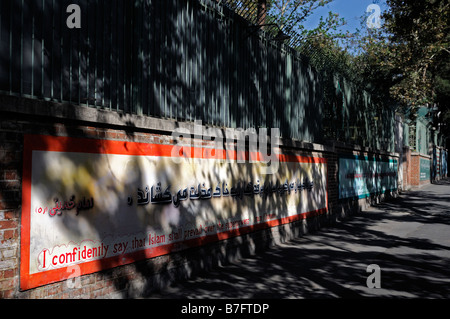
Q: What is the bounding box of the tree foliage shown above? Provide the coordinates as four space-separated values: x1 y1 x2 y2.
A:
384 0 450 109
224 0 349 46
227 0 450 142
269 0 343 34
354 1 450 112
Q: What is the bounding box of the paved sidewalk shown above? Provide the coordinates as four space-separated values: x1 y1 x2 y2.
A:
149 179 450 299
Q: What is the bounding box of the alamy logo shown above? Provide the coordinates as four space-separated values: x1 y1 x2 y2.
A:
66 264 81 289
171 120 280 175
366 3 382 29
66 4 81 29
366 264 381 288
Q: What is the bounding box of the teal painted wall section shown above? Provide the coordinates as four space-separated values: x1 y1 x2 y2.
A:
339 155 398 200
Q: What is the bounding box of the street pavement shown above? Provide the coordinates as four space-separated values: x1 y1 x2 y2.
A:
148 179 450 299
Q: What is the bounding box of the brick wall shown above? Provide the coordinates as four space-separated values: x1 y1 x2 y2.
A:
410 155 420 186
0 98 400 299
410 153 431 187
323 151 338 217
0 119 22 298
402 147 411 190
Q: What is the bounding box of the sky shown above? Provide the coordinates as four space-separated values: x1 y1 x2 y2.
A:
303 0 389 34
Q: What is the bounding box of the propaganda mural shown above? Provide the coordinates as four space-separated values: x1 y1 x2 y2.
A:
339 155 398 199
20 135 328 289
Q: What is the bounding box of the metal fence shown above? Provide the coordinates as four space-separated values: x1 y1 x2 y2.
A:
1 0 397 149
0 0 323 141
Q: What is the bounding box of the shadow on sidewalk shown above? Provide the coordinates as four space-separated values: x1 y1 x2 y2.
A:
381 179 450 221
147 181 450 299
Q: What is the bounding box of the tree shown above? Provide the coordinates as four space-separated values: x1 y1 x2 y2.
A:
378 0 450 146
433 48 450 145
268 0 348 43
378 0 450 111
224 0 349 45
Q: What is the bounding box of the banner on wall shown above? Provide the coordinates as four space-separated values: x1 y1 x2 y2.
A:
339 155 398 199
20 134 328 290
420 157 431 181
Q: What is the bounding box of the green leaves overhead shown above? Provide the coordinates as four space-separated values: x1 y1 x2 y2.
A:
382 0 450 109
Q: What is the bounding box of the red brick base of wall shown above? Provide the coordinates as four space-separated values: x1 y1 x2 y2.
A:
410 153 431 187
